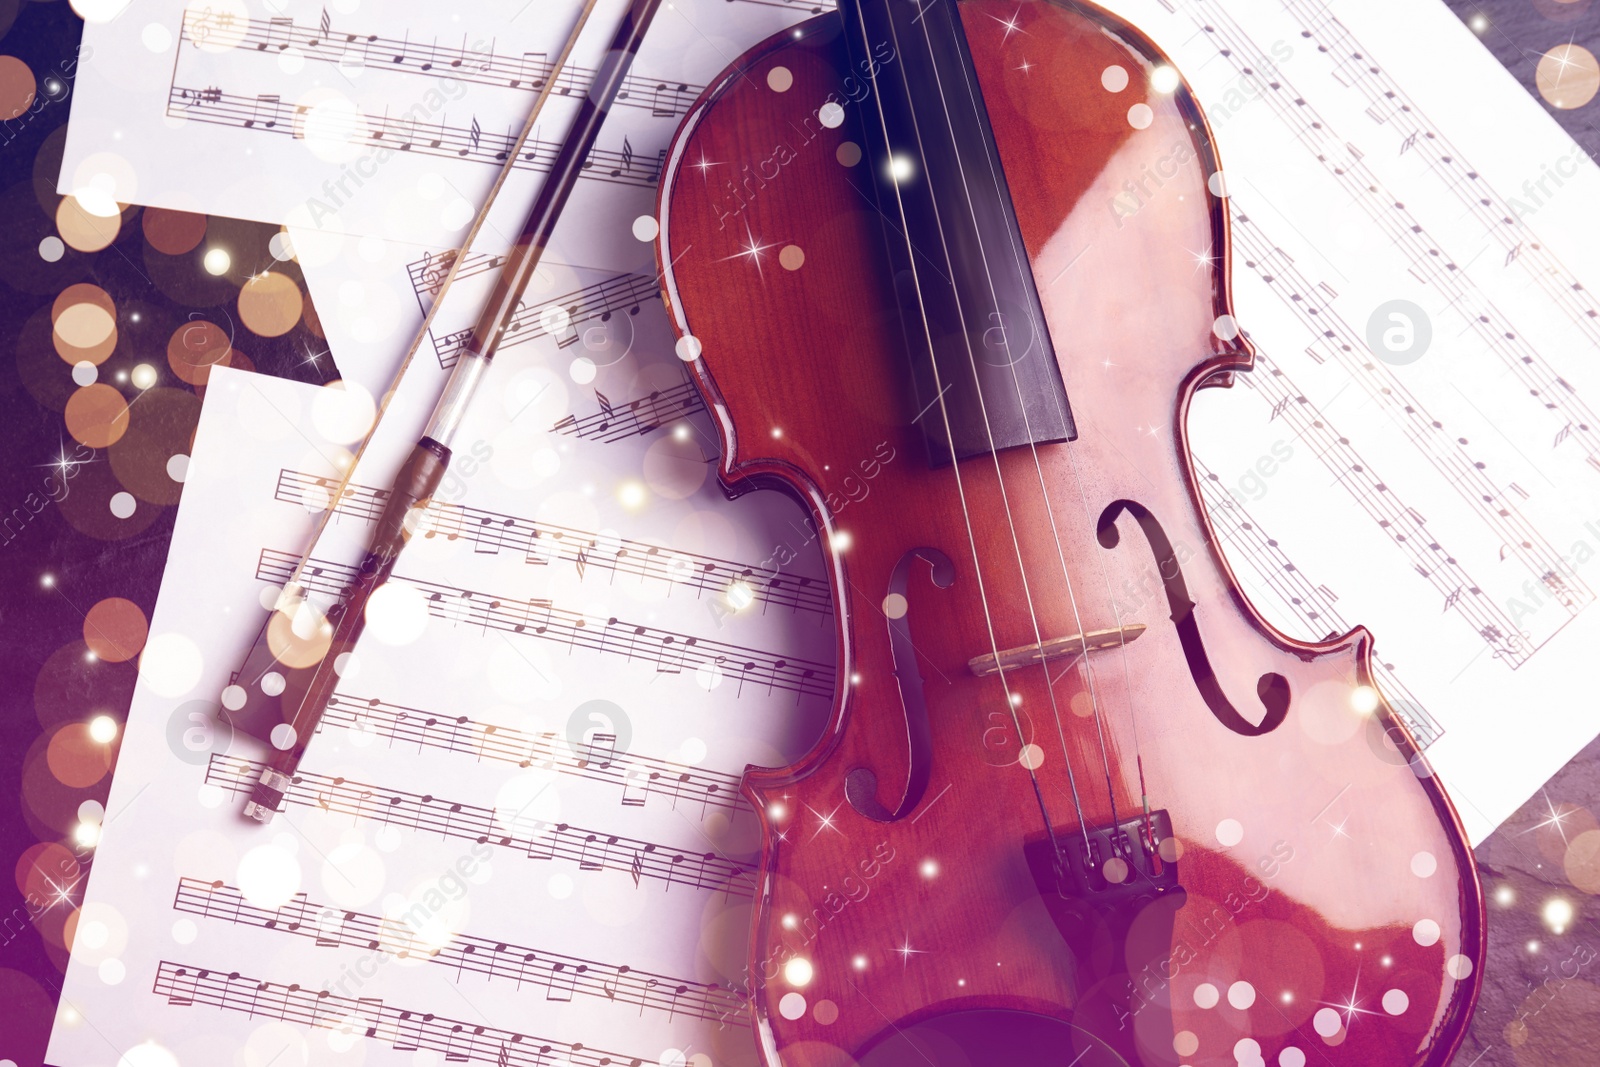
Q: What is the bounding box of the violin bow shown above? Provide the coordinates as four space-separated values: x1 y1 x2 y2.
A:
226 0 667 822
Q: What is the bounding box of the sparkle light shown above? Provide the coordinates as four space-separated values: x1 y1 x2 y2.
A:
806 802 843 839
726 582 754 611
617 481 647 509
1281 991 1294 1003
768 802 787 821
88 715 118 744
853 955 867 970
691 152 722 180
1150 65 1180 93
895 936 924 965
1470 14 1487 33
672 424 691 441
1526 788 1576 844
782 913 798 930
1495 885 1516 907
831 531 852 552
1528 940 1542 954
849 673 861 685
920 859 938 878
1322 971 1378 1030
988 7 1026 43
717 222 778 279
770 427 783 438
73 822 100 848
784 957 814 987
1350 685 1380 714
1543 898 1575 934
888 155 915 183
202 247 231 275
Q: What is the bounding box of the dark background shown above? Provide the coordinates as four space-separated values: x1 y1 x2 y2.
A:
0 0 1596 1063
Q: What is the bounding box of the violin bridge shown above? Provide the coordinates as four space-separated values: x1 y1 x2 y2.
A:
1023 809 1185 942
967 623 1146 678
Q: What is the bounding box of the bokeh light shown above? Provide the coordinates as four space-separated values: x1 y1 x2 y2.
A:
107 387 200 506
45 723 114 788
140 207 206 256
237 270 304 337
1536 44 1600 110
0 55 35 120
82 598 149 663
51 283 117 365
63 384 129 448
55 195 121 253
165 318 241 387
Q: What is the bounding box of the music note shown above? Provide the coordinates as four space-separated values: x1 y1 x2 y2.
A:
545 962 576 1002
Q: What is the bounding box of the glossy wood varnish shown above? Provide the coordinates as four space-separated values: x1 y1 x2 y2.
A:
656 2 1485 1064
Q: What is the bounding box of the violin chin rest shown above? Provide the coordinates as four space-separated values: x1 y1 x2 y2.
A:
854 1008 1129 1067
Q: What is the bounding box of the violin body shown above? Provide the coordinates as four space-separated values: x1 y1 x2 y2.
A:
655 2 1484 1065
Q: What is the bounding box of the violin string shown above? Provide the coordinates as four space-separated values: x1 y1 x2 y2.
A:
841 0 1076 851
967 23 1155 835
865 0 1108 850
1062 443 1150 830
912 0 1127 841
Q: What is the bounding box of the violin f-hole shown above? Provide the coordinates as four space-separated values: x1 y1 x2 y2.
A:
1097 500 1290 736
845 547 956 823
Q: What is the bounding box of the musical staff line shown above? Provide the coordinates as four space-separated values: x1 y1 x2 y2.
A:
173 879 746 1024
273 468 830 618
1229 349 1534 665
319 692 749 817
1281 1 1600 351
552 381 707 443
421 268 664 369
153 960 661 1067
255 549 834 699
205 755 756 897
177 8 702 118
1230 207 1591 617
1193 456 1445 747
1186 3 1600 463
165 83 666 189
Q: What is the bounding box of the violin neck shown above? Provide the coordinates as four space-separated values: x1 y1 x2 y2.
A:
836 0 1077 466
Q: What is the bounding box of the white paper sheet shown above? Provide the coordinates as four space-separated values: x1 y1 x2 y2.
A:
60 0 820 260
48 0 1600 1061
1089 0 1600 842
302 0 1600 844
43 354 833 1066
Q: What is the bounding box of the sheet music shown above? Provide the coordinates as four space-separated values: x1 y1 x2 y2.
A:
1089 0 1600 842
296 0 1600 847
59 0 822 257
48 1 1600 1061
44 357 832 1065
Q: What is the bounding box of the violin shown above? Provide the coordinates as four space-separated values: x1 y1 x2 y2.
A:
655 1 1485 1064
